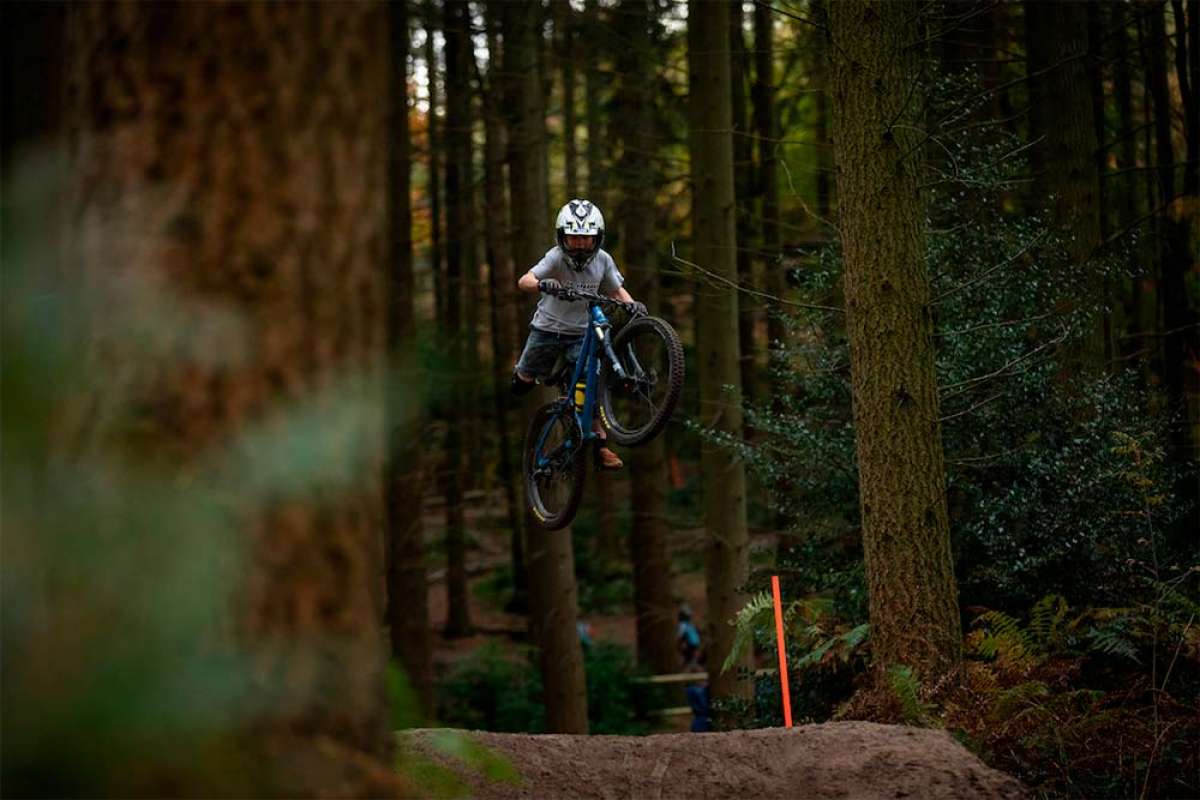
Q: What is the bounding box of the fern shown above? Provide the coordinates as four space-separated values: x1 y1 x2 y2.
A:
887 664 935 725
722 591 775 674
990 680 1050 722
792 623 870 670
1085 624 1140 663
1028 594 1068 649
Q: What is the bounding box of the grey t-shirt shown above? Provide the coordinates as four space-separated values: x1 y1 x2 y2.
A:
529 247 624 333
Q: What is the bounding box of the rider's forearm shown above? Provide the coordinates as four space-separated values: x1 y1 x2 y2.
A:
609 286 634 303
518 270 540 293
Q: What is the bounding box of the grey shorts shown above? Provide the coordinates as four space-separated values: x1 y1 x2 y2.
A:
515 326 583 381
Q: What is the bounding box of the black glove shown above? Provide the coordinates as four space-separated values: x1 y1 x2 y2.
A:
629 300 648 317
538 278 563 296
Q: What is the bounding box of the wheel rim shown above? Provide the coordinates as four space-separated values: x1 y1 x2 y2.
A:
606 326 672 435
529 412 580 521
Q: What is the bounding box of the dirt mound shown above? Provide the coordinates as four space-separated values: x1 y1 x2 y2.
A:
399 722 1026 800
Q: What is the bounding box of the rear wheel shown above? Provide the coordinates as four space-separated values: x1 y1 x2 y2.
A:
524 402 587 531
599 315 685 447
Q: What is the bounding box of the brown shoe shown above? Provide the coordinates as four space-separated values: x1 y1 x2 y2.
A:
596 445 624 471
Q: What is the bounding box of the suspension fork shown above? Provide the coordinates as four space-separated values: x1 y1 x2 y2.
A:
595 322 627 380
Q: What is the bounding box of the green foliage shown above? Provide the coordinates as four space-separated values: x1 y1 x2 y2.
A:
720 586 869 728
584 642 662 735
954 591 1200 799
435 640 662 736
886 665 935 726
436 643 546 733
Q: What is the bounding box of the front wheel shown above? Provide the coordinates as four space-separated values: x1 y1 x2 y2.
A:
599 315 685 447
524 402 587 531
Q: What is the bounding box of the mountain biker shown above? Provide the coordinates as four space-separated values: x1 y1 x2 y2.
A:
511 198 645 471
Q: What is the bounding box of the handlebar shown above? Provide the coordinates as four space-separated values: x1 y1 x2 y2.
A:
542 285 643 316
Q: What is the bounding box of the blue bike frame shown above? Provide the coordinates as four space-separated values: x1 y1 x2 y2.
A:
532 301 628 468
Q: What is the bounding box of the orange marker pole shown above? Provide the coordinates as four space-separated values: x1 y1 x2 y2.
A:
771 575 793 728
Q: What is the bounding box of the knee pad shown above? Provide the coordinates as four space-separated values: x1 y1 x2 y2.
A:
510 371 536 396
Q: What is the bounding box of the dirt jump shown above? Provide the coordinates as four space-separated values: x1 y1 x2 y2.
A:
399 721 1027 799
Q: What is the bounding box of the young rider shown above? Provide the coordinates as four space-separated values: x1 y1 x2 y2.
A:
511 198 644 471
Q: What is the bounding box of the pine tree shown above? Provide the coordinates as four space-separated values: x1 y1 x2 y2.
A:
386 0 434 717
828 0 962 687
688 0 752 704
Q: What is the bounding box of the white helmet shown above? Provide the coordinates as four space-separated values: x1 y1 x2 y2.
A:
555 199 605 271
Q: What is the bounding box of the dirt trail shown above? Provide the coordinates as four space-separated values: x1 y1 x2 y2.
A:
400 722 1026 800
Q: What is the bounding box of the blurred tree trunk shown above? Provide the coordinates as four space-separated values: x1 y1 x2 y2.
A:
425 0 445 325
583 0 620 565
504 0 588 734
754 1 785 391
812 1 833 222
1087 3 1109 240
556 2 579 195
441 0 473 639
1173 0 1198 196
386 0 434 717
584 0 608 212
63 3 400 793
688 0 752 706
616 0 676 675
1024 0 1107 362
828 0 962 689
481 0 528 614
731 0 759 407
1147 2 1200 522
1113 4 1149 371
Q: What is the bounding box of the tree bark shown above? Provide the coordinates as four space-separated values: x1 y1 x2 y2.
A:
504 0 588 734
828 0 962 688
1024 0 1106 363
63 2 398 791
424 0 445 325
688 0 752 706
754 0 786 392
1172 0 1198 196
481 0 529 614
1147 1 1200 523
584 0 608 212
556 2 580 195
441 0 474 639
731 0 759 407
386 0 434 718
616 0 677 675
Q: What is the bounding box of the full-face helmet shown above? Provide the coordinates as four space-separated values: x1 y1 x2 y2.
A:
555 199 605 271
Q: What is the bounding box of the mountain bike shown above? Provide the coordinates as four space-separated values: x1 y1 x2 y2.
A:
524 287 684 531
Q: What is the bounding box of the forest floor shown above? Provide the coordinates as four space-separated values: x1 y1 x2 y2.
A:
398 723 1028 799
413 482 1029 799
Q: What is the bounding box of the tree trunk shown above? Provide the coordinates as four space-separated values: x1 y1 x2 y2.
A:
62 2 399 792
812 1 833 222
1025 0 1106 362
441 0 474 639
581 0 620 564
615 0 677 675
557 2 580 196
386 0 434 718
688 0 752 706
731 0 759 407
481 0 529 614
828 0 962 688
504 0 588 734
1172 0 1198 196
425 0 445 325
754 0 786 393
584 0 608 212
1147 1 1200 526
